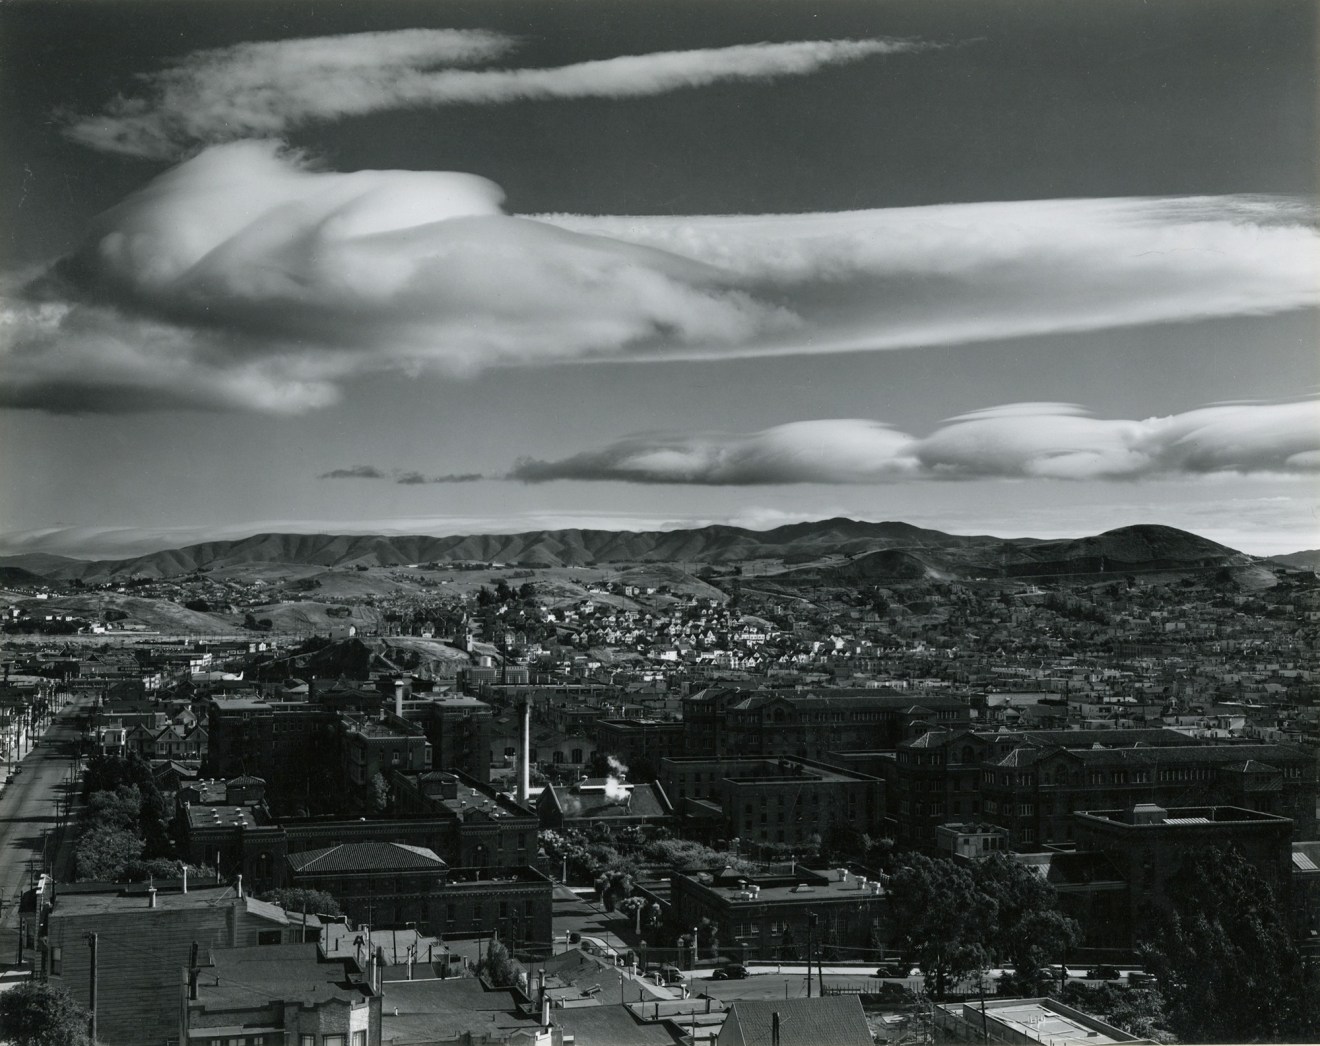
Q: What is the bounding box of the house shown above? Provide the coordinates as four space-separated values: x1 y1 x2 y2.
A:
717 997 871 1046
37 879 298 1046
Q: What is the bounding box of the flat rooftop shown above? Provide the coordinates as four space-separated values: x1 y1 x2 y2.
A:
971 999 1143 1045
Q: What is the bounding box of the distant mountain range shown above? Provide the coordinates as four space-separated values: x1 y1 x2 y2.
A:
0 518 1291 584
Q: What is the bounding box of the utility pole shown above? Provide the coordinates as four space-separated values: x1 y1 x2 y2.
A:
807 913 817 998
84 932 98 1046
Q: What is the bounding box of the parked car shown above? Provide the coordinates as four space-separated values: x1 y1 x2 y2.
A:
1087 965 1121 980
712 964 748 980
657 965 685 984
875 964 906 978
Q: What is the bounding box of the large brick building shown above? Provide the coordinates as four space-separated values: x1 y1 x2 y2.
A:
682 686 970 761
881 727 1315 850
659 756 882 849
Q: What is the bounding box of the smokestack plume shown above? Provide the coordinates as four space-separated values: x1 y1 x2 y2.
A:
517 698 531 806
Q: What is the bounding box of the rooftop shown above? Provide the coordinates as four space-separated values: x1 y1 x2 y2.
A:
287 842 446 874
965 997 1147 1045
192 943 371 1012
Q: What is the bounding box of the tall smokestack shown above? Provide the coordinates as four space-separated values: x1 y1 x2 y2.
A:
394 679 405 719
517 698 531 806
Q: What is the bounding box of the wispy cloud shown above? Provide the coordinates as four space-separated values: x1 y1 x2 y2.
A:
62 30 922 159
510 399 1320 485
4 145 1316 414
319 465 486 484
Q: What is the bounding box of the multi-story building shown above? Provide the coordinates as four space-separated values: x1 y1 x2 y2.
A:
983 739 1316 848
340 710 432 800
669 865 889 963
285 842 552 949
659 756 882 848
883 727 1315 850
682 686 970 761
178 771 538 892
37 879 298 1046
594 718 686 775
1072 803 1294 941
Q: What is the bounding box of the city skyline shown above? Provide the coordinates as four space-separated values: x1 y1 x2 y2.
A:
2 0 1317 559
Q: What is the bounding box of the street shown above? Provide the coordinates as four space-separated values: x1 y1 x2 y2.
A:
0 694 85 966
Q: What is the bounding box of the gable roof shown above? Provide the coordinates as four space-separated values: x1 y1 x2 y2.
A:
718 997 871 1046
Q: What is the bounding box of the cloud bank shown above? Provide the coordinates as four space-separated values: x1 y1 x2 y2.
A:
511 399 1320 485
4 144 1316 413
63 29 920 159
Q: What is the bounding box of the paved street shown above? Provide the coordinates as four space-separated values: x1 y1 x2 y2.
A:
0 694 85 968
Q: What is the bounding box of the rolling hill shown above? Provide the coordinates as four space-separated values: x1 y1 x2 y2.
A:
0 519 1265 583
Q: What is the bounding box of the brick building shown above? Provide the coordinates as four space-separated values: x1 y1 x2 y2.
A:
669 866 889 963
1072 803 1295 940
659 756 882 849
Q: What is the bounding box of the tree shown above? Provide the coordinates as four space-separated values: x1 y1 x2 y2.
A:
0 980 90 1046
75 825 144 881
594 870 634 912
476 939 523 987
886 853 995 997
975 854 1079 983
260 887 344 918
367 771 391 814
1141 846 1319 1043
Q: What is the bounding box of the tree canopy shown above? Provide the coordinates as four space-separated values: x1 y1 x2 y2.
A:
260 887 344 918
0 980 90 1046
476 939 523 988
1141 846 1319 1043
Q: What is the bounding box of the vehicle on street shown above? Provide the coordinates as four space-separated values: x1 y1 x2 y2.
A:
711 964 748 980
875 964 906 978
1087 965 1121 980
657 965 685 984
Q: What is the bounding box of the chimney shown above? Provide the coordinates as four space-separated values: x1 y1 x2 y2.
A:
148 886 157 908
236 874 243 899
517 698 531 807
188 941 200 1000
181 865 188 894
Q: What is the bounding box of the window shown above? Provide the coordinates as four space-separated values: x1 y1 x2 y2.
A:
257 930 281 946
301 1038 314 1046
353 1033 367 1046
323 1037 346 1046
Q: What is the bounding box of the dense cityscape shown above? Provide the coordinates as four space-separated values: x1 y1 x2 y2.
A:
0 518 1317 1045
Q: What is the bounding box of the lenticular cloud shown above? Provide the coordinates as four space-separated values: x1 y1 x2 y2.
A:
511 400 1320 485
63 30 921 160
3 143 1317 414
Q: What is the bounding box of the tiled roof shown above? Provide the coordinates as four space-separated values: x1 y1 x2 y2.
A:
287 842 446 874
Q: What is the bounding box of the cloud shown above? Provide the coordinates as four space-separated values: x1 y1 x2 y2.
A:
318 465 388 480
63 30 922 159
4 144 1316 414
510 399 1320 485
513 420 919 484
317 465 486 484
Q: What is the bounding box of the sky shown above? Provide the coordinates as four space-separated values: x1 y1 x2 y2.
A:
0 0 1317 559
